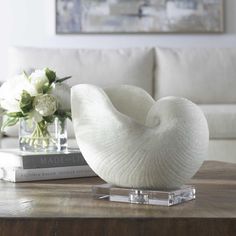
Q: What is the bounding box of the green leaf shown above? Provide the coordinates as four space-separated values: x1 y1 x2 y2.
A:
55 76 72 84
54 110 72 122
42 84 51 94
1 117 19 132
65 111 72 121
23 70 29 78
43 116 55 123
7 112 26 118
20 90 34 114
45 68 56 84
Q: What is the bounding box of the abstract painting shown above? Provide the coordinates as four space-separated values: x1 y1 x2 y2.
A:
56 0 224 33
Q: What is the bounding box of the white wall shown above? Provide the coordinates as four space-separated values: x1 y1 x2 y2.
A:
0 0 236 81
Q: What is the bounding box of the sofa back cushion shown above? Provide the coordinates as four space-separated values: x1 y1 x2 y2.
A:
155 47 236 104
8 47 154 95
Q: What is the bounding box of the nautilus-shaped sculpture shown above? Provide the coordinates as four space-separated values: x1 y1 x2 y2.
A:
71 84 209 190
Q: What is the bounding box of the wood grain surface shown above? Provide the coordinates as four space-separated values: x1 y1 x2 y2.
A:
0 161 235 236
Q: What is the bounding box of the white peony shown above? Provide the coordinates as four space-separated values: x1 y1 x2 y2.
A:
29 69 49 93
51 83 71 111
34 94 57 117
0 74 36 112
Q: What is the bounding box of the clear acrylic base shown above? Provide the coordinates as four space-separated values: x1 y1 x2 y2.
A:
92 184 196 206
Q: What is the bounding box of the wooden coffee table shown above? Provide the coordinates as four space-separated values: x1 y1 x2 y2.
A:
0 161 235 236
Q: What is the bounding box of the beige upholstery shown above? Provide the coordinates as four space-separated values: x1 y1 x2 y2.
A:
8 47 154 95
155 47 236 103
200 105 236 139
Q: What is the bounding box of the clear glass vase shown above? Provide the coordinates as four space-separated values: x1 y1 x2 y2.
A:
19 118 68 152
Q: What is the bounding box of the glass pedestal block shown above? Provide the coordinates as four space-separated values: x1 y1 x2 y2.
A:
92 184 196 206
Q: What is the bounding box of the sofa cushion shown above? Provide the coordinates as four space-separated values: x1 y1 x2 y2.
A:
199 105 236 139
8 47 154 95
208 139 236 163
155 47 236 103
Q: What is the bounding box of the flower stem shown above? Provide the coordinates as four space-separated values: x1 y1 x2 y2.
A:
21 120 56 149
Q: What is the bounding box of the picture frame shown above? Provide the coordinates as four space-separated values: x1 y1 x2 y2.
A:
56 0 224 34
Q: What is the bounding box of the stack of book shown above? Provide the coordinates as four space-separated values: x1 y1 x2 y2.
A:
0 148 96 182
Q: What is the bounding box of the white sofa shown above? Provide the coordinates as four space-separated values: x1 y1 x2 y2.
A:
1 46 236 163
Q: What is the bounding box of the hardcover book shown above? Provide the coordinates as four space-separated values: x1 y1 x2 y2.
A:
0 165 96 182
0 148 87 169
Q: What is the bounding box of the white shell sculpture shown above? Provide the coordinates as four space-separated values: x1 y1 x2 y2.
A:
71 84 209 190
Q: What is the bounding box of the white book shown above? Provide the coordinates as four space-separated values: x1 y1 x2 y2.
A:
0 165 96 182
0 149 24 168
0 148 87 169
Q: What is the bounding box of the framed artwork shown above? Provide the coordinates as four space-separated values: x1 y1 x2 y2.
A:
56 0 224 34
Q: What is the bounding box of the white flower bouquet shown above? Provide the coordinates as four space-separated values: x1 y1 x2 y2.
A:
0 68 71 151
